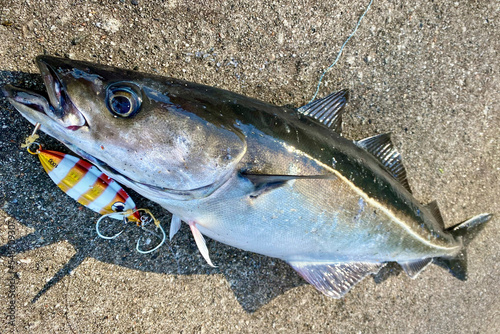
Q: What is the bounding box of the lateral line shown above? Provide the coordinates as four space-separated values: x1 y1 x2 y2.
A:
282 143 460 252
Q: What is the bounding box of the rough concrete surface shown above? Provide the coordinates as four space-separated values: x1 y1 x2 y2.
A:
0 0 498 333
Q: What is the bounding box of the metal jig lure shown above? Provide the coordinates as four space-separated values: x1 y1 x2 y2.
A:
22 123 166 253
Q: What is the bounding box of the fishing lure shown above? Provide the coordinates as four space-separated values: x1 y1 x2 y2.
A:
22 123 166 253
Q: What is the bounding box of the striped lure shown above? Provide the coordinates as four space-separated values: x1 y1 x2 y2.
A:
22 124 166 254
35 148 142 224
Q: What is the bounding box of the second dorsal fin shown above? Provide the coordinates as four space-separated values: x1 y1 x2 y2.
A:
356 133 412 193
297 90 349 133
425 200 445 229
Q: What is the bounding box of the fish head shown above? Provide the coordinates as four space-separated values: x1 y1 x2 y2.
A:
3 56 247 198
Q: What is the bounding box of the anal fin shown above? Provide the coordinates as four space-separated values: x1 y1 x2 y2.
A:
189 222 216 267
399 258 433 279
288 261 385 298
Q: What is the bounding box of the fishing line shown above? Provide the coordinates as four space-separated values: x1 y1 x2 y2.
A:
309 0 373 103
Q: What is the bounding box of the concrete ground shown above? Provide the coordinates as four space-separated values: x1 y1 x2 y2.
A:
0 0 498 333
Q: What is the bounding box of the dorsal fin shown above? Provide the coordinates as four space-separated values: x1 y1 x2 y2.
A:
425 200 445 229
297 90 349 133
356 133 412 193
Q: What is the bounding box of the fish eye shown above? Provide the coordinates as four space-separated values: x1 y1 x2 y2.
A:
106 83 142 118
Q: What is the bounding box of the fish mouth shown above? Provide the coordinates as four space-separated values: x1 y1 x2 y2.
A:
4 56 232 200
2 57 87 131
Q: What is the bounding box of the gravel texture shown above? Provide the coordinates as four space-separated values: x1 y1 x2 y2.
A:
0 1 498 333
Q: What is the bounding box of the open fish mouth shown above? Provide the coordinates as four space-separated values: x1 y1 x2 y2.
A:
3 58 230 200
2 57 87 131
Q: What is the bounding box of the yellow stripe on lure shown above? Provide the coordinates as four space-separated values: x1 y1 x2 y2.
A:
18 123 165 254
27 142 141 224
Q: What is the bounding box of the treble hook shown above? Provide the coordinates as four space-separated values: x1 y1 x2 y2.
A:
95 207 165 253
136 222 166 254
95 212 126 239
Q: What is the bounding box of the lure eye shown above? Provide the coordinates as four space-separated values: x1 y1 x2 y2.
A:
112 202 126 212
106 83 142 118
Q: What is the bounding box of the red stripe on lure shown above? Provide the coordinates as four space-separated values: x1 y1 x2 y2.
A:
34 147 141 224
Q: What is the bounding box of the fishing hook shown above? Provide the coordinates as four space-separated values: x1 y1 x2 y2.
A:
136 223 166 254
95 212 126 239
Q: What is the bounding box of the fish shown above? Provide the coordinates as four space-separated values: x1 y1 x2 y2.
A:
3 56 492 298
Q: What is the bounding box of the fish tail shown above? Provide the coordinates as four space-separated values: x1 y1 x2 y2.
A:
434 213 492 280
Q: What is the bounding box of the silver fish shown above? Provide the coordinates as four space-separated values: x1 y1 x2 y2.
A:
3 56 492 298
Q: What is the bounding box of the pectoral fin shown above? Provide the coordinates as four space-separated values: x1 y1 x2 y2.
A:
242 173 336 198
288 261 385 298
169 215 182 241
189 222 216 267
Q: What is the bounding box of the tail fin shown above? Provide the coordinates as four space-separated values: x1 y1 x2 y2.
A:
434 213 492 280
